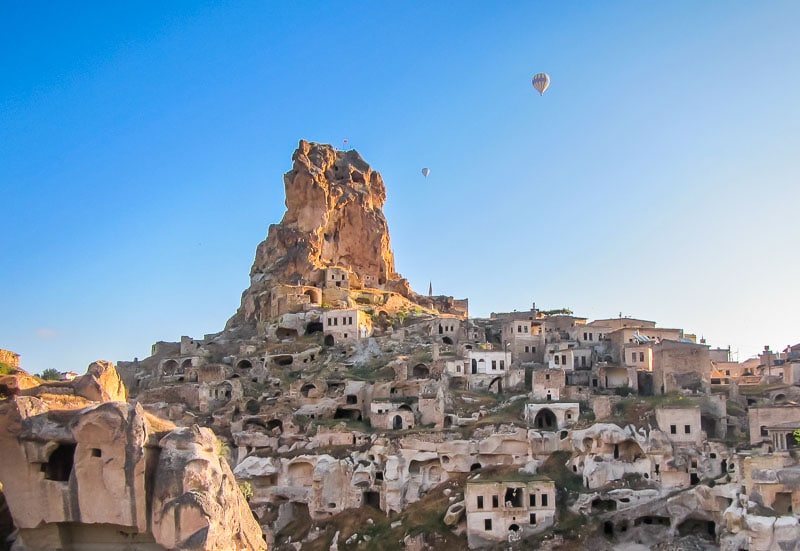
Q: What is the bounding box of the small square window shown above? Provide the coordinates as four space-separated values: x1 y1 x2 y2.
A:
91 448 102 458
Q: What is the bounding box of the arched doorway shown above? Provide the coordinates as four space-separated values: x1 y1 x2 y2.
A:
533 408 557 431
162 359 178 377
393 415 403 430
324 335 335 346
412 364 430 379
489 377 503 394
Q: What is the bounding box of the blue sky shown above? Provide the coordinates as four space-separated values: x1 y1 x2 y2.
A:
2 2 799 374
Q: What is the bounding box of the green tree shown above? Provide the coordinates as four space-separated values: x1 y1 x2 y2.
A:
40 368 62 381
238 481 254 501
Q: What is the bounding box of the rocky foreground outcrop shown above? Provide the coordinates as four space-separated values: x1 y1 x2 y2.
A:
0 364 266 551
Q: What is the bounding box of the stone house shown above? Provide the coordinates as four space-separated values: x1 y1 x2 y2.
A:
324 266 351 289
501 318 545 363
370 400 415 430
624 343 653 371
431 316 463 345
524 403 580 432
748 405 800 448
597 364 638 391
321 308 372 345
464 349 520 394
652 340 711 395
531 368 565 401
743 454 800 514
655 406 703 447
465 476 556 548
545 345 575 371
607 327 683 364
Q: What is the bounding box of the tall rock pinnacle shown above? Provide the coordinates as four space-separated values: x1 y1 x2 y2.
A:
227 140 413 326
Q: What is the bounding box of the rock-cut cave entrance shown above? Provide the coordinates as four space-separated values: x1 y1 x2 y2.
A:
533 409 557 431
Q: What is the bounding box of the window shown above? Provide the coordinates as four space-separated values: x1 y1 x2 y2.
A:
561 355 566 365
500 360 505 370
484 519 492 531
524 325 528 333
530 513 537 524
348 316 353 325
541 494 548 507
684 425 691 434
477 496 484 509
457 366 461 373
525 346 530 353
333 318 338 326
492 495 499 508
530 494 536 507
532 347 536 353
670 425 677 434
631 353 637 363
545 374 550 380
640 352 645 362
554 356 560 365
589 333 594 341
583 332 587 340
327 318 331 326
725 370 730 376
491 360 497 370
518 326 522 333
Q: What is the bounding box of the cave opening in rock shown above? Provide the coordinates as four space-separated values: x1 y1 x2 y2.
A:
364 491 381 510
533 408 557 431
42 443 77 482
306 321 323 334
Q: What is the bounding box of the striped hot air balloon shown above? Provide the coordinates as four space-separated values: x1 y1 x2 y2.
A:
532 73 550 96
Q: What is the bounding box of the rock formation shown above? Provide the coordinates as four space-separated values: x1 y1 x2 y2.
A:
228 140 412 327
0 363 266 551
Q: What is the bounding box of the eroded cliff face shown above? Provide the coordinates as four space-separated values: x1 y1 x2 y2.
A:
0 364 266 551
228 140 408 326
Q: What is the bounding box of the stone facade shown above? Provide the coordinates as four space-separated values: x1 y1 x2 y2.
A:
465 477 556 548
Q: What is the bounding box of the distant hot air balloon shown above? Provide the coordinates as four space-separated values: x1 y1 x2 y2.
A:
532 73 550 96
342 139 349 148
421 167 430 178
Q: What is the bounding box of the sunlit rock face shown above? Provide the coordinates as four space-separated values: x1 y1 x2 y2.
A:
0 369 266 551
227 140 411 327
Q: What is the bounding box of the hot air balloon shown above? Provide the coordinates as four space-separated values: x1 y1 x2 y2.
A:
421 168 430 178
532 73 550 96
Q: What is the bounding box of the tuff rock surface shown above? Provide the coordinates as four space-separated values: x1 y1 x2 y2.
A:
0 363 265 551
229 140 411 327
